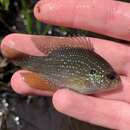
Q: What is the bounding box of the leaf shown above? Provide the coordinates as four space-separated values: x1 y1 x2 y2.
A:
0 0 10 10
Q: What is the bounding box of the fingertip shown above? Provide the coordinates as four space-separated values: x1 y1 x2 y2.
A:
11 70 33 94
34 0 43 21
11 70 53 96
1 33 28 59
1 33 46 56
34 0 63 25
1 33 17 54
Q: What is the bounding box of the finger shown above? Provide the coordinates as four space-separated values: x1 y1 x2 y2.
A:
53 89 130 130
11 70 53 96
1 34 130 74
34 0 130 41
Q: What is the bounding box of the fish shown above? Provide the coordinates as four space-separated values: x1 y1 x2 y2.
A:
10 37 121 94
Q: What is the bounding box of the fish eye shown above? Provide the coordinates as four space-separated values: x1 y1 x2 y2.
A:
90 69 96 74
106 72 116 80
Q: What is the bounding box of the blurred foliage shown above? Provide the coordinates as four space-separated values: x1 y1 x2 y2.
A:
0 0 10 10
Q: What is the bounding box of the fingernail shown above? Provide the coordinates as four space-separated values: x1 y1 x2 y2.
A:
20 71 57 92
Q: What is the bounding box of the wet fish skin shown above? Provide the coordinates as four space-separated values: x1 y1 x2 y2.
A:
13 46 121 94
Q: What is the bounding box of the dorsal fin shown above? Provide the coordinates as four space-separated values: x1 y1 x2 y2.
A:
33 36 94 56
67 36 94 51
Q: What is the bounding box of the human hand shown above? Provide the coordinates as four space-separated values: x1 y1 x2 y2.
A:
1 0 130 129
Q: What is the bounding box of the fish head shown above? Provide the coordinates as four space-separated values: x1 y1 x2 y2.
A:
83 68 122 94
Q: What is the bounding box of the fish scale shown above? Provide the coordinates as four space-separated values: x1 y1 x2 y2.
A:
12 44 121 94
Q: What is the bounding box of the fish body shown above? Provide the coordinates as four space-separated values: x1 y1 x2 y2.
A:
13 44 121 94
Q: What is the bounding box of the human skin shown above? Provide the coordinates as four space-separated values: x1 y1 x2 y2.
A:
1 0 130 129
